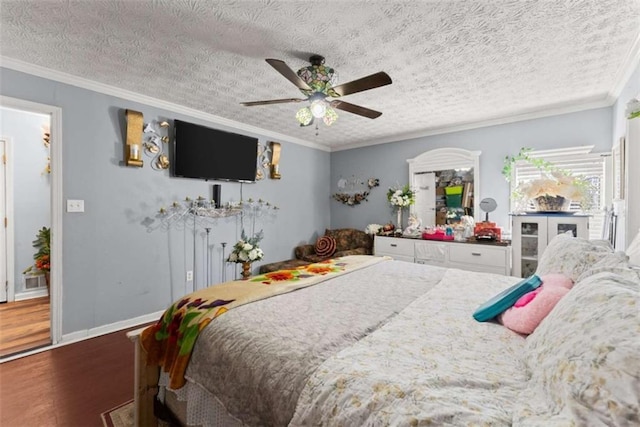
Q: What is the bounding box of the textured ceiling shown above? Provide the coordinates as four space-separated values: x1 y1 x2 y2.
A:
1 0 639 150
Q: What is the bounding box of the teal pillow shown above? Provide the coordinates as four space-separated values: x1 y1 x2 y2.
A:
473 275 542 322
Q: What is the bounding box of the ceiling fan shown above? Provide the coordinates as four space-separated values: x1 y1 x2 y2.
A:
241 55 392 127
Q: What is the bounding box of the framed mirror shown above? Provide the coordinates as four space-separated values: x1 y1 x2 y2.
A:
407 148 481 225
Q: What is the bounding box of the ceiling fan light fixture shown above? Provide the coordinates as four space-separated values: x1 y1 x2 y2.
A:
310 99 327 118
323 107 338 126
296 107 313 126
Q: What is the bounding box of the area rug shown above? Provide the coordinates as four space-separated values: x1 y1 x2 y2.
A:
101 400 133 427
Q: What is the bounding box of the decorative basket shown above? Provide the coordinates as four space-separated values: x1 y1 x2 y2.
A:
531 195 571 211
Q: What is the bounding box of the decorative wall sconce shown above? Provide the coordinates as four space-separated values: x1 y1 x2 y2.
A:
125 109 144 167
143 120 170 170
255 142 272 181
269 141 281 179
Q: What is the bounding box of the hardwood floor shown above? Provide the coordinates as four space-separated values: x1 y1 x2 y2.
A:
0 297 51 358
0 326 143 427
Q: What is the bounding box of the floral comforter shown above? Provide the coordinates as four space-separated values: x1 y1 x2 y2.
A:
171 259 529 427
179 259 450 426
142 255 386 389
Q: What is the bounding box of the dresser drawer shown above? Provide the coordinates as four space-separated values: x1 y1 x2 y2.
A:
449 244 507 268
374 236 415 257
414 241 447 263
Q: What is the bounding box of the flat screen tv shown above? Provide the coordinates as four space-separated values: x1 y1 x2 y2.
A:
172 120 258 183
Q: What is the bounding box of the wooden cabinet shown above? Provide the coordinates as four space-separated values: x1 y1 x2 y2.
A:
511 214 589 277
374 235 511 276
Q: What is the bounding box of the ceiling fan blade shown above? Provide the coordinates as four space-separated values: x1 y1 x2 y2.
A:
266 59 312 91
331 72 392 97
240 98 306 106
330 100 382 119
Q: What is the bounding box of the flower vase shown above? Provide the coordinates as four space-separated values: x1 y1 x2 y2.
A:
241 262 252 279
396 207 403 231
44 272 50 293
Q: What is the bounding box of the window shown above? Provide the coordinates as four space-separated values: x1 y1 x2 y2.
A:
510 145 607 240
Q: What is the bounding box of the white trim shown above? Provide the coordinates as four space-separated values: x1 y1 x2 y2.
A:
50 103 63 345
0 136 14 302
1 56 625 154
0 96 62 346
0 57 330 152
0 309 164 363
607 32 640 103
14 288 49 301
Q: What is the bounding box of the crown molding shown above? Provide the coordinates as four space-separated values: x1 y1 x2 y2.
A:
2 54 633 154
607 31 640 103
332 96 612 152
0 56 330 152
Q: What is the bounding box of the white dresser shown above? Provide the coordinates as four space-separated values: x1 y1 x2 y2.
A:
374 235 511 276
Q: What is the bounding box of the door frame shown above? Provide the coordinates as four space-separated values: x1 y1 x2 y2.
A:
0 137 15 303
0 96 62 345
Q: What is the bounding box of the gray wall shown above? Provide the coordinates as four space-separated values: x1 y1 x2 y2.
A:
330 107 613 232
0 68 330 335
0 108 51 293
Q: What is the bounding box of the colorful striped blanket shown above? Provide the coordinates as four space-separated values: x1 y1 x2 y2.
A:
140 255 387 389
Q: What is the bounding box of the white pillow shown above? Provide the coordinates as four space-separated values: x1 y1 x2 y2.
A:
536 233 613 282
626 228 640 267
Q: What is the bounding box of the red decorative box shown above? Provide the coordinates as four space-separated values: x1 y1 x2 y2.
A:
474 222 501 241
422 231 454 241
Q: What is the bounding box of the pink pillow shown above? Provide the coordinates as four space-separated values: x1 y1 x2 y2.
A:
499 274 573 335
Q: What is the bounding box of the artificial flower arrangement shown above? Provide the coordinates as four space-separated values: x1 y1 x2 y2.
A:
227 230 264 263
332 177 380 206
387 184 416 207
365 223 384 235
503 148 592 210
23 226 51 274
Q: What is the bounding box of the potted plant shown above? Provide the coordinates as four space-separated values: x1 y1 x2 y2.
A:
23 226 51 289
502 148 591 212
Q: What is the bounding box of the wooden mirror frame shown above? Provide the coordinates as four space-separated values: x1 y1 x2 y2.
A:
407 148 482 224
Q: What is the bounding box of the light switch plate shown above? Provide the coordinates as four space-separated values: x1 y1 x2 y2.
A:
67 199 85 213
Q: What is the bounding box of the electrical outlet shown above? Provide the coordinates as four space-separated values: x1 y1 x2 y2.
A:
186 270 193 282
66 199 85 213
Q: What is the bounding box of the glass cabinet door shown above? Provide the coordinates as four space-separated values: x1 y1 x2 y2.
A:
513 217 548 278
547 216 589 240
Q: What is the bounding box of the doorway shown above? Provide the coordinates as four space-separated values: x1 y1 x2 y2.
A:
0 96 62 359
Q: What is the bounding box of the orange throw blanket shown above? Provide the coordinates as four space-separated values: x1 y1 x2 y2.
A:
141 255 387 389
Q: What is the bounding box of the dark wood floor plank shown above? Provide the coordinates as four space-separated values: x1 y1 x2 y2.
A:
0 325 145 427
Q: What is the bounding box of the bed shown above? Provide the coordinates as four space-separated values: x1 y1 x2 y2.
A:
129 233 640 426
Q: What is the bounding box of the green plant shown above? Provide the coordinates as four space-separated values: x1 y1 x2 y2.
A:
502 148 593 210
23 226 51 274
502 147 559 181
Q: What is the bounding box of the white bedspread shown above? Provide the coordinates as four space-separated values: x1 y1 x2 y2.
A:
290 268 527 426
169 259 526 426
184 259 448 426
